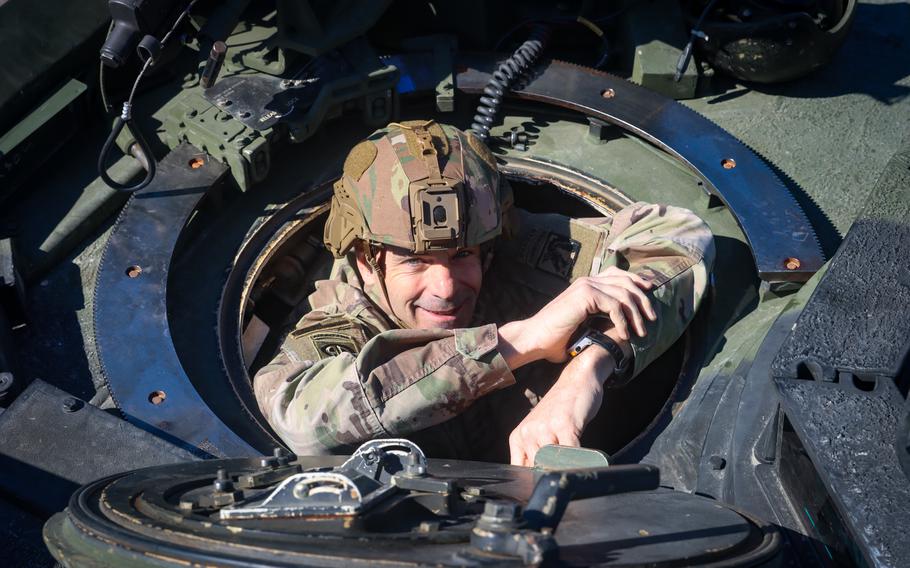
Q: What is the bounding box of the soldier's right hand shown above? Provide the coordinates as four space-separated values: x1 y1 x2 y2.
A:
499 266 656 367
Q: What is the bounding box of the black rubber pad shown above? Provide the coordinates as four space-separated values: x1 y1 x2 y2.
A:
772 148 910 567
0 380 197 515
772 149 910 381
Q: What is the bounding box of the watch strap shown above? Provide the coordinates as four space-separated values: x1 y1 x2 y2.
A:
577 328 633 387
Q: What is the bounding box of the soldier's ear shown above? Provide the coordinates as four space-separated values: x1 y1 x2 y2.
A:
354 248 378 286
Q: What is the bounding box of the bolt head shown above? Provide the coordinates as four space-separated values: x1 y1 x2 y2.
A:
62 397 83 413
273 447 292 465
405 463 427 477
482 500 520 521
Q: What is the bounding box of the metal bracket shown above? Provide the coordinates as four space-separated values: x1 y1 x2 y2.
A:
203 39 398 142
220 438 432 520
468 464 660 564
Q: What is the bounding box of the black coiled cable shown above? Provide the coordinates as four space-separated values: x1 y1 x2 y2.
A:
471 24 550 141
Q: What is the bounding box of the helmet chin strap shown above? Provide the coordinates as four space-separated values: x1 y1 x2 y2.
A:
360 241 410 329
481 243 495 273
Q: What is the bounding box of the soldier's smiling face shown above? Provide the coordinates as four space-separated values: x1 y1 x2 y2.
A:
357 245 483 329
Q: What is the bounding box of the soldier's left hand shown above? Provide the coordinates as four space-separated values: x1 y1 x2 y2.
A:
508 347 614 466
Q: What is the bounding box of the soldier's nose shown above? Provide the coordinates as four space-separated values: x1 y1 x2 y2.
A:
426 263 456 299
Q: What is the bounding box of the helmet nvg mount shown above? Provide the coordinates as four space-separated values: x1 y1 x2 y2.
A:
324 120 511 259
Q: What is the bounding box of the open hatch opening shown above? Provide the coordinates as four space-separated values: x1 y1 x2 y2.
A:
213 167 694 459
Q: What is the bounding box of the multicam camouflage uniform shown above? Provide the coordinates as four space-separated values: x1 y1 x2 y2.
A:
254 121 715 461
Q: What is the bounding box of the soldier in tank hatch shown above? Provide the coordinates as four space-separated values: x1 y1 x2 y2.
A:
253 120 715 465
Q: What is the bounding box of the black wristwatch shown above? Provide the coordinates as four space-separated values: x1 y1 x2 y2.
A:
568 327 632 383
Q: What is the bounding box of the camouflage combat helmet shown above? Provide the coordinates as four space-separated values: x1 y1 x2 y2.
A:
324 120 512 258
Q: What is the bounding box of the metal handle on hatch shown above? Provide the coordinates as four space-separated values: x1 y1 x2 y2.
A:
523 464 660 531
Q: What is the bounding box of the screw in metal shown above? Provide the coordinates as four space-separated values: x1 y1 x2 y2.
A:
214 468 234 492
404 453 427 477
507 127 530 151
273 447 291 466
482 500 521 523
362 447 380 464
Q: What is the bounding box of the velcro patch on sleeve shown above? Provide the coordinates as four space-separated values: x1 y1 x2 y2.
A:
286 317 371 361
536 232 581 279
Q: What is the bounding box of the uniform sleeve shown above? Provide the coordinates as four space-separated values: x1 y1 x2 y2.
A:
253 324 515 456
591 202 715 380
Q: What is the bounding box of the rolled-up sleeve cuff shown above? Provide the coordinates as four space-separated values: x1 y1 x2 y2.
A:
454 323 516 394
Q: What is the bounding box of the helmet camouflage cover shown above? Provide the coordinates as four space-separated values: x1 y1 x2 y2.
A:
324 120 511 258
